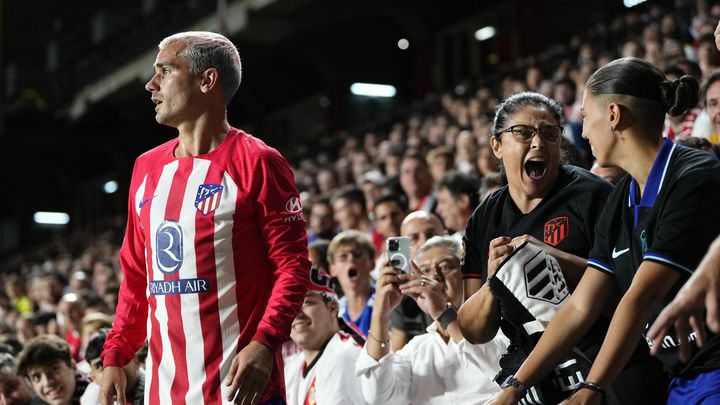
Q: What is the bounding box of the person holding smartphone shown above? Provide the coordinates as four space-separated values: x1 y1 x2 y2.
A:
355 236 509 405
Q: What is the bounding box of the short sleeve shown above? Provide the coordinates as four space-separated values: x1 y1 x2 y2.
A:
645 170 720 274
461 213 486 280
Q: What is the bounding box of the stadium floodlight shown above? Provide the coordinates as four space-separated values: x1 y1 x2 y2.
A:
350 83 397 98
104 180 118 194
34 211 70 225
624 0 646 7
474 26 496 42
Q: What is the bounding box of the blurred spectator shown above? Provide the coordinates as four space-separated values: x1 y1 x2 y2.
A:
390 211 446 351
307 197 337 243
316 167 339 196
698 33 720 76
476 142 501 178
0 353 40 405
399 154 434 212
371 194 407 245
57 295 84 362
435 171 481 240
425 146 455 184
360 170 387 215
78 314 113 362
331 186 371 233
12 315 36 346
284 268 364 405
16 335 89 405
478 173 507 201
82 330 143 405
328 231 376 336
696 69 720 143
4 277 31 315
455 131 479 175
357 236 509 404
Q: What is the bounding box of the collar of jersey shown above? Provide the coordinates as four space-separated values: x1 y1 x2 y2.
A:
628 137 676 209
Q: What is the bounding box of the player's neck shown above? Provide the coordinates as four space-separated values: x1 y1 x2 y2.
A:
175 113 231 157
616 135 662 196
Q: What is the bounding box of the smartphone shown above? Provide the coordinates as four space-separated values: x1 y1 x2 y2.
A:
386 236 411 274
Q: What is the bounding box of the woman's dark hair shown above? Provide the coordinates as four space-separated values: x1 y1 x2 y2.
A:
491 92 565 138
586 57 699 132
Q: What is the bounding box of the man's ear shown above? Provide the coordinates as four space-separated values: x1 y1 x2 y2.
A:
199 68 219 94
490 136 503 160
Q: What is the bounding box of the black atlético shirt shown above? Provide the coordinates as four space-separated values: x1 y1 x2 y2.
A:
462 165 612 281
587 138 720 375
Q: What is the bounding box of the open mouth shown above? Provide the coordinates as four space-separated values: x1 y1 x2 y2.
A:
348 268 358 279
524 158 546 180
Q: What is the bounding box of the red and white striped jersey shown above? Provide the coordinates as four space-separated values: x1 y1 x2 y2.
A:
103 128 311 405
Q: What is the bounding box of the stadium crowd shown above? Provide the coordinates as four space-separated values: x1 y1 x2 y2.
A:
2 1 720 404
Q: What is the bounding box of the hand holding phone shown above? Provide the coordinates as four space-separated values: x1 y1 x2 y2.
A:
386 236 411 274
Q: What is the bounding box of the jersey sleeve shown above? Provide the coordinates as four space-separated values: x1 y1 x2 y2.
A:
461 210 486 280
251 150 311 352
103 161 150 367
645 170 720 274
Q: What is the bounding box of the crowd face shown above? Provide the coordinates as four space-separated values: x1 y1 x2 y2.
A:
491 105 561 203
329 243 373 296
309 203 335 237
415 246 463 303
0 372 33 405
88 357 104 385
290 293 337 351
373 201 405 239
401 215 445 260
13 318 36 344
706 81 720 135
435 188 469 233
399 158 432 200
477 145 499 176
581 92 616 166
332 198 360 231
145 40 203 128
26 360 76 405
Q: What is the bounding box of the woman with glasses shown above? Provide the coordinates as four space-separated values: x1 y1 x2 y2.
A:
457 92 662 403
485 58 720 405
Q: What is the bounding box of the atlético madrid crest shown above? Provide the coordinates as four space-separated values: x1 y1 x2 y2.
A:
195 184 223 215
544 216 569 246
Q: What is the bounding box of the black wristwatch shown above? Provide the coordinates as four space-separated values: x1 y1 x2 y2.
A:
500 375 527 394
436 302 458 329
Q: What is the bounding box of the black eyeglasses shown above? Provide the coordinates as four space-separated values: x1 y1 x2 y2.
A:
495 124 563 143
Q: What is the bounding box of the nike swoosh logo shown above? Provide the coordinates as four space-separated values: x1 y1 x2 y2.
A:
139 195 157 208
611 247 630 259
